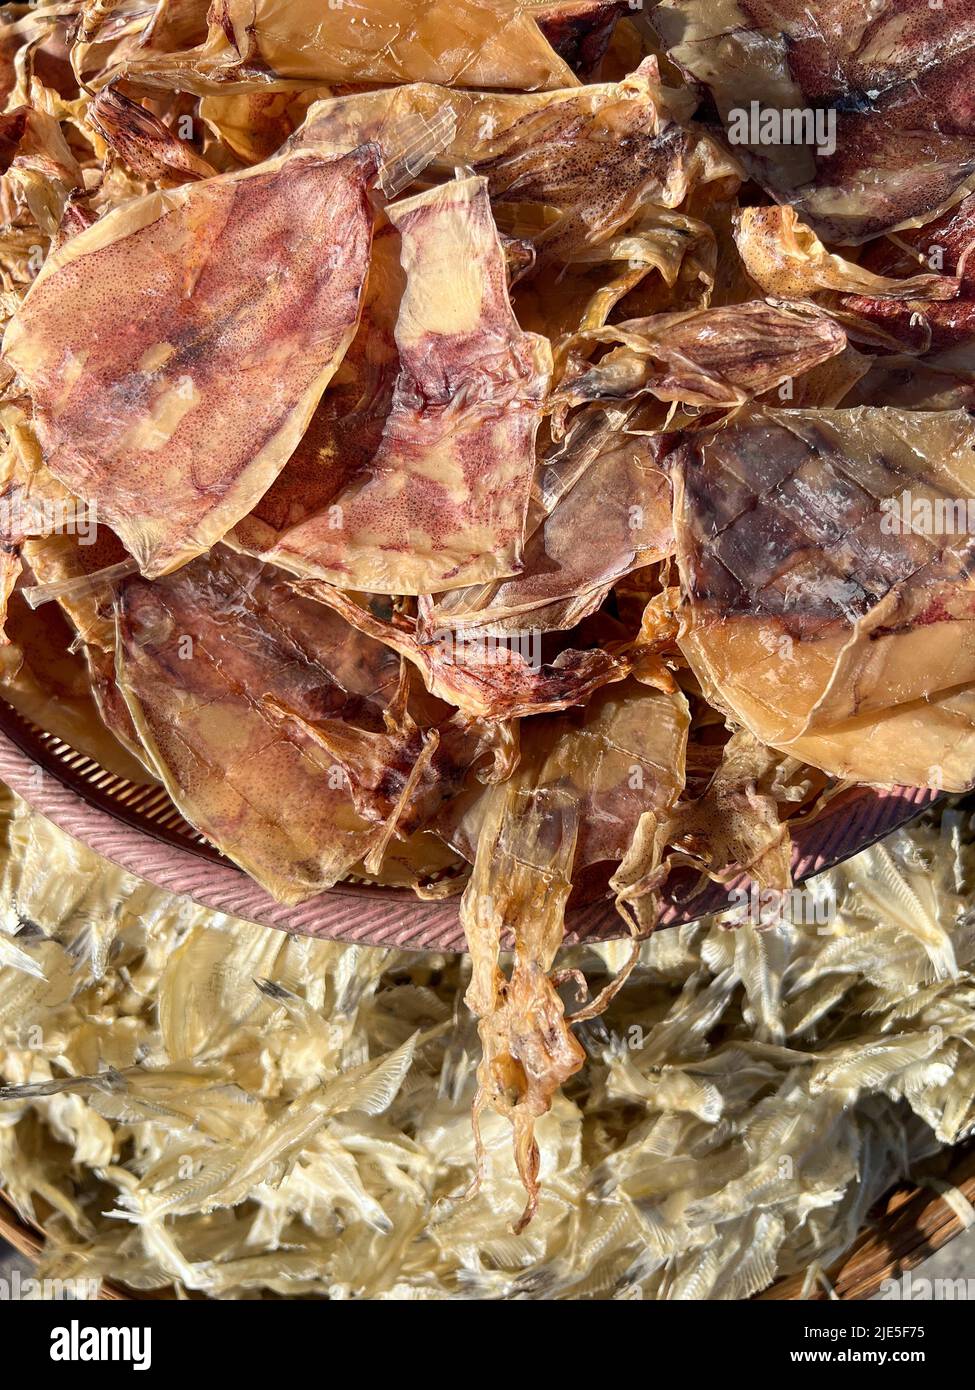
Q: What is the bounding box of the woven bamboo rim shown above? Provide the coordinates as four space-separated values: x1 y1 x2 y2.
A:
0 703 941 949
2 1138 973 1300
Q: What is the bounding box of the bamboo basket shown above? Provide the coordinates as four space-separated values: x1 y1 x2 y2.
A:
0 703 941 949
2 1138 973 1300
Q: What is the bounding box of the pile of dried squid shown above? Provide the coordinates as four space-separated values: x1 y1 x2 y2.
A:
1 2 975 1226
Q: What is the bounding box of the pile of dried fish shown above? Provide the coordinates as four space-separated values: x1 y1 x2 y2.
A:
2 2 975 1222
1 788 974 1299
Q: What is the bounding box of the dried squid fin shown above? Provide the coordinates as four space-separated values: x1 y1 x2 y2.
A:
231 217 406 565
861 192 975 288
243 176 551 596
774 688 975 795
673 405 975 789
2 142 379 578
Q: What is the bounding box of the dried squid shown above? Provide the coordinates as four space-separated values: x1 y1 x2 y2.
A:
2 142 378 576
114 547 413 902
462 678 689 1228
4 0 975 1243
234 176 552 595
114 0 627 95
672 406 975 789
654 0 975 243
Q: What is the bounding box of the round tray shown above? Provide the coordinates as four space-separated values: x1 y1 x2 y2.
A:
0 701 940 950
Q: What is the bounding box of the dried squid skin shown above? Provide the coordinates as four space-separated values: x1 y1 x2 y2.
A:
654 0 975 244
114 547 409 905
2 143 379 579
672 405 975 790
114 0 616 95
238 176 552 596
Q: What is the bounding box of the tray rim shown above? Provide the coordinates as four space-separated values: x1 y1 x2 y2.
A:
0 704 941 950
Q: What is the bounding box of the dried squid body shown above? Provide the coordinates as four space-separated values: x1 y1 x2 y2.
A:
421 409 675 638
673 405 975 790
653 0 975 244
2 142 379 578
236 175 552 596
116 0 618 95
289 58 740 267
113 547 410 904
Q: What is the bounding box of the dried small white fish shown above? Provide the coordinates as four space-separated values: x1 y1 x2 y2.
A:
1 786 974 1299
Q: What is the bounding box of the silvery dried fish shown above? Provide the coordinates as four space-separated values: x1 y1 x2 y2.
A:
1 785 974 1299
